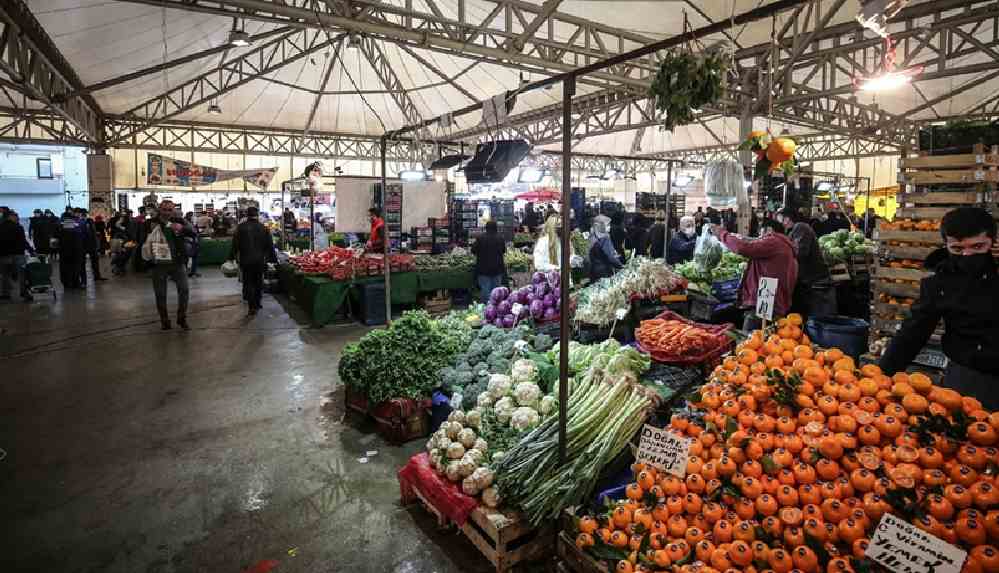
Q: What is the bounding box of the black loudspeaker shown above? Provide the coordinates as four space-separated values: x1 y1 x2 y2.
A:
463 140 531 183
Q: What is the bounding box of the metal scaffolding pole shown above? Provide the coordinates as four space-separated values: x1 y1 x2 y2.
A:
557 75 575 465
380 137 392 323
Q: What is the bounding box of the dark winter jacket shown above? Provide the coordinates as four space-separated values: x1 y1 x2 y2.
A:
58 217 84 260
148 217 196 264
880 249 999 376
229 219 276 267
647 224 666 259
667 232 696 265
0 219 31 257
787 222 831 286
471 232 506 277
589 236 623 281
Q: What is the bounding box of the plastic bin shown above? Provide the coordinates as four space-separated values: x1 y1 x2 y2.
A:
805 315 869 359
356 282 387 325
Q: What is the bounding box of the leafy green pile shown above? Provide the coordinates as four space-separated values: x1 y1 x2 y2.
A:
504 249 532 273
414 252 475 272
571 230 590 262
675 251 746 292
650 51 726 132
818 229 874 263
438 324 554 410
338 310 467 404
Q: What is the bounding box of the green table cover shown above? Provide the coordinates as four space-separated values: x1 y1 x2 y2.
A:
278 264 422 326
198 238 232 265
417 269 475 292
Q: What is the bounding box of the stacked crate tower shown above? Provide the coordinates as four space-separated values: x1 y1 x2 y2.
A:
868 143 999 379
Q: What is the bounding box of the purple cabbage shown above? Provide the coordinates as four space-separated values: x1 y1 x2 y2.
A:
513 288 530 305
542 293 556 308
533 283 548 298
543 307 558 321
483 304 497 321
497 300 512 316
532 271 546 285
546 270 560 290
530 299 545 318
489 286 509 304
501 314 516 328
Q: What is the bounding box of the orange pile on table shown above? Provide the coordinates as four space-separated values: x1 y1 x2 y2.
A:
574 313 999 573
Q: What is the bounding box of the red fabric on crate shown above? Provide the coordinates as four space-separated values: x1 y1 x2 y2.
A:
635 310 734 366
398 452 479 526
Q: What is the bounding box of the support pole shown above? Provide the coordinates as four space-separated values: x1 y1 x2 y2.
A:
310 192 315 251
381 137 392 323
557 76 575 465
664 161 673 254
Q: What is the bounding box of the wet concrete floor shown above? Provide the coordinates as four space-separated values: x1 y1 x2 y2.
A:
1 260 503 573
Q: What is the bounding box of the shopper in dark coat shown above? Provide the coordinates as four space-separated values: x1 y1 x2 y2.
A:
229 206 276 316
588 215 623 281
647 214 666 259
58 212 84 289
879 207 999 410
609 211 627 257
667 216 697 265
145 201 196 330
0 211 34 301
625 214 649 256
777 209 836 320
78 209 105 284
28 209 52 255
471 221 507 303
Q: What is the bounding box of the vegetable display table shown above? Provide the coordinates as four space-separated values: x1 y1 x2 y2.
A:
417 269 475 292
277 264 421 326
197 237 232 265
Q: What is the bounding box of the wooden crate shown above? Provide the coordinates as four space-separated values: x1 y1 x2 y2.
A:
405 480 452 529
882 244 937 261
901 145 999 169
421 289 452 316
557 531 608 573
875 266 931 282
897 190 988 205
873 279 920 299
900 168 999 185
458 507 554 573
875 229 943 245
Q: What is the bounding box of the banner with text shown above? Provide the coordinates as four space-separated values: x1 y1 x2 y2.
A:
147 154 277 189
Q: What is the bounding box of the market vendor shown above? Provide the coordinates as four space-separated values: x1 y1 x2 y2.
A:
666 216 697 265
710 219 798 330
365 207 385 253
588 215 623 281
777 208 836 320
879 207 999 410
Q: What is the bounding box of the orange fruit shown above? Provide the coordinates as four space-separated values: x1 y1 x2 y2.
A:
902 393 929 414
576 532 595 549
769 548 794 573
579 516 599 534
970 545 999 573
729 540 754 567
908 372 932 394
969 422 998 446
791 545 819 573
610 530 629 547
615 560 634 573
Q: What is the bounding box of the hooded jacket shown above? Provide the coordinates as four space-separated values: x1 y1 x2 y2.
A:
715 229 798 317
880 248 999 375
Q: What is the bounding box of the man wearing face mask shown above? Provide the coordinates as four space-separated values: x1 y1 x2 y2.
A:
879 207 999 410
667 216 697 265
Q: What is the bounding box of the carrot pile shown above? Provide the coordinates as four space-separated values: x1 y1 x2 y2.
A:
636 318 724 358
575 313 999 573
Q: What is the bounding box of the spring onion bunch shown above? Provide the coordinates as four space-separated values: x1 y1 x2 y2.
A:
492 343 654 525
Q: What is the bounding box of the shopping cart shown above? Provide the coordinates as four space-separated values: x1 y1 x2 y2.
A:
24 255 56 300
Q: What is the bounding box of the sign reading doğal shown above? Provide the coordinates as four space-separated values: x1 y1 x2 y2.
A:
865 513 967 573
636 425 690 477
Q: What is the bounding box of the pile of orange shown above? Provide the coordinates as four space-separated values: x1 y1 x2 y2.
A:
575 314 999 573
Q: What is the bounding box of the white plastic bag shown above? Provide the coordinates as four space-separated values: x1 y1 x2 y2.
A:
703 160 744 208
693 224 725 272
221 260 239 278
141 225 173 264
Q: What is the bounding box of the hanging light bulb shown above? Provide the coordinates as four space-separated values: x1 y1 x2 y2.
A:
853 36 922 93
208 100 222 114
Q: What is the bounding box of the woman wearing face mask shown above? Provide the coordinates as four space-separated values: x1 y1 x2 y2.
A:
879 207 999 410
667 216 697 265
588 215 623 281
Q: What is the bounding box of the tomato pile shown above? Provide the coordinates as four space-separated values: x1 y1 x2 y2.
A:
575 313 999 573
289 247 415 280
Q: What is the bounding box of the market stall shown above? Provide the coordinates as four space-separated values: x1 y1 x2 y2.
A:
196 237 232 266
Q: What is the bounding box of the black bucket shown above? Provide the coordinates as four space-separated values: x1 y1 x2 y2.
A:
805 315 869 360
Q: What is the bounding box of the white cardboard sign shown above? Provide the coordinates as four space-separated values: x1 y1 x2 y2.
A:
756 277 778 321
636 425 690 477
865 513 967 573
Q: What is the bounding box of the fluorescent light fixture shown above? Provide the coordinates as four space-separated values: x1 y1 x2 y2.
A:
208 102 222 114
585 175 603 181
815 181 834 192
672 175 693 187
347 33 361 50
518 167 545 183
228 30 251 47
603 169 620 180
399 169 426 181
857 70 912 92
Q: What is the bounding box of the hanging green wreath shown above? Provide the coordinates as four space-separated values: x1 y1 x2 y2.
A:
649 51 727 132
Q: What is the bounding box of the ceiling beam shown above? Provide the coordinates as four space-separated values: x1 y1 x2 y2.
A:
357 35 425 130
105 29 345 146
0 0 103 142
303 39 343 135
396 45 478 103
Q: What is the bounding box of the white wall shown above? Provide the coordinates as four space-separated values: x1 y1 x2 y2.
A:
0 144 88 216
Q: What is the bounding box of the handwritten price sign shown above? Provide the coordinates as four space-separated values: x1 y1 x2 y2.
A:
866 513 967 573
636 425 691 477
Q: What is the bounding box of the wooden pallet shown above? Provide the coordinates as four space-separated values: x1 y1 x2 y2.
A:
557 531 608 573
900 169 999 185
875 267 932 281
875 229 943 244
882 244 938 260
873 280 920 299
902 145 999 169
897 190 988 205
